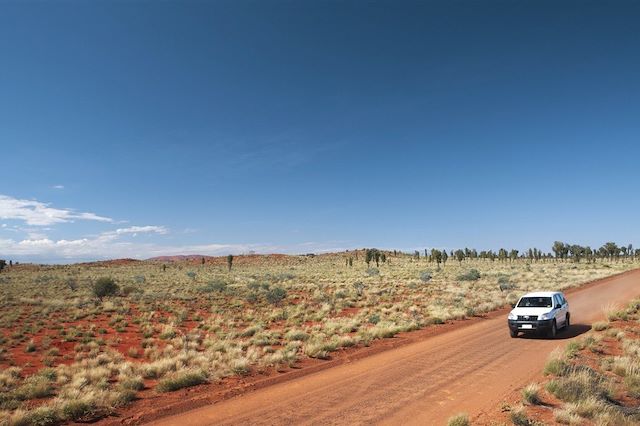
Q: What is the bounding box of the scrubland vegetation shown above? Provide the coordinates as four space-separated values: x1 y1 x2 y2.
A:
0 244 638 424
507 298 640 425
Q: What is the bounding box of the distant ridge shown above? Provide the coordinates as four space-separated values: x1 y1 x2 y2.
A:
77 258 141 266
146 253 293 262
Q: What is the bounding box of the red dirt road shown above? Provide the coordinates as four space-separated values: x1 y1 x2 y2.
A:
150 269 640 426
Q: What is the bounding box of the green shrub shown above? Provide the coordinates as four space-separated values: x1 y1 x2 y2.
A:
200 279 228 293
61 400 93 421
14 406 60 426
544 356 569 376
284 329 309 341
120 376 145 391
457 269 481 281
266 287 287 305
156 370 207 392
368 314 381 325
14 376 53 400
92 277 119 300
545 368 612 403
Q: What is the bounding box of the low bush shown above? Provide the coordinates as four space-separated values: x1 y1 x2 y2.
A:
446 413 469 426
522 383 541 405
156 370 207 392
419 271 432 283
61 400 93 421
592 321 610 331
198 280 227 293
265 287 287 305
545 368 612 403
457 269 481 281
93 277 119 300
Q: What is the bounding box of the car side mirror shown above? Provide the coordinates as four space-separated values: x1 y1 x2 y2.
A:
555 304 561 309
511 303 516 308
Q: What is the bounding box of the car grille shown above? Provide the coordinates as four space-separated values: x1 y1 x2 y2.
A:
517 315 538 321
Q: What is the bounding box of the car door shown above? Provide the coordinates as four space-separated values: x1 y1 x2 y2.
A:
554 294 567 326
553 294 564 326
560 294 569 325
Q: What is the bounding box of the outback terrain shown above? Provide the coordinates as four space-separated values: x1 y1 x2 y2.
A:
0 249 638 425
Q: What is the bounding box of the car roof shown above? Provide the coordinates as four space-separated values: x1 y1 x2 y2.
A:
520 291 562 298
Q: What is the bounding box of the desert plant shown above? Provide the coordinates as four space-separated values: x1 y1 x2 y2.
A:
446 413 469 426
522 383 541 405
592 321 609 331
92 277 119 301
156 370 207 392
265 287 287 305
457 269 480 281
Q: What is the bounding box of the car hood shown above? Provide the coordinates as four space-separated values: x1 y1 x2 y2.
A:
510 307 553 317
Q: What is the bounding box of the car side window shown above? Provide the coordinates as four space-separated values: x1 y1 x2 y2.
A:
554 295 561 307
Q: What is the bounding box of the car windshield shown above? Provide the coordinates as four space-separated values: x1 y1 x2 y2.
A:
517 297 553 308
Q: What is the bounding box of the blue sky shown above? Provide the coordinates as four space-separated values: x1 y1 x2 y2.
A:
1 0 639 263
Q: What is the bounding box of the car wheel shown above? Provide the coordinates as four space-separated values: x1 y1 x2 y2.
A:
565 314 570 330
510 329 518 338
549 320 557 338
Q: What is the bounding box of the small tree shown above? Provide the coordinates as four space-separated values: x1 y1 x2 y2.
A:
227 254 234 271
0 260 5 272
498 248 508 262
93 277 119 301
201 257 205 265
365 249 373 267
442 250 448 266
454 249 465 264
432 249 442 267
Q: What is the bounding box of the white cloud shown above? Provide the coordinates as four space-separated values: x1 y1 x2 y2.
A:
0 236 268 261
0 194 112 226
113 226 168 236
52 185 64 190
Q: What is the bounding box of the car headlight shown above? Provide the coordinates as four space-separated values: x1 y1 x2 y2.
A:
508 312 517 320
539 312 554 320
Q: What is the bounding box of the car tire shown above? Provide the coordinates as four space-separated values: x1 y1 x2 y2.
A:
549 320 557 338
510 329 518 338
565 314 570 330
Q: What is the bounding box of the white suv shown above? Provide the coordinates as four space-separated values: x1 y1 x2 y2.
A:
507 291 570 338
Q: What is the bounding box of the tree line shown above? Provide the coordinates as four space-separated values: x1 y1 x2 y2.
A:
348 241 638 267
